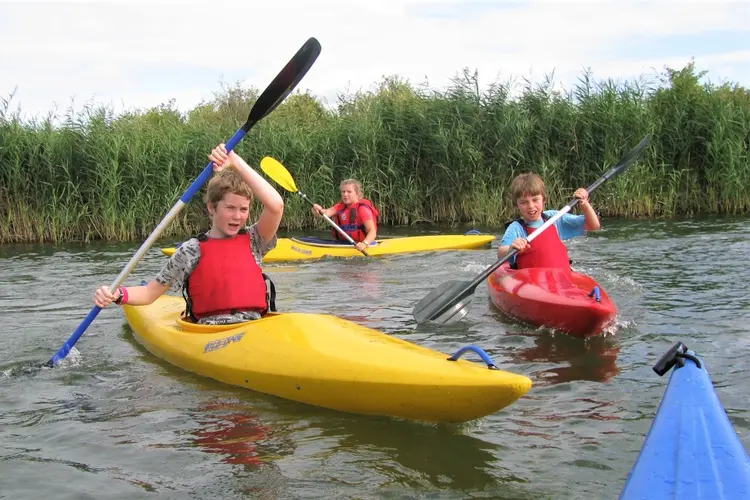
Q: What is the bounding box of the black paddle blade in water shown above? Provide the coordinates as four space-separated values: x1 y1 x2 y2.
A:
412 280 474 325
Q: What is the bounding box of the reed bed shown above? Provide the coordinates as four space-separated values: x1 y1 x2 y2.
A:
1 63 748 243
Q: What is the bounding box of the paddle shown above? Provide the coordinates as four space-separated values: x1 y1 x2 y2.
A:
412 134 652 325
260 157 370 256
46 37 322 367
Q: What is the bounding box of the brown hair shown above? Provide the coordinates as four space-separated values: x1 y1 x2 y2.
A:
510 173 546 201
204 168 253 208
339 178 363 197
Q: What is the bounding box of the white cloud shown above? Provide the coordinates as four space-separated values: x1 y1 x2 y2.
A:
0 0 747 120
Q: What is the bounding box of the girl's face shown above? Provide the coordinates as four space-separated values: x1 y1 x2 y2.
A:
516 193 545 223
208 192 251 237
340 184 360 205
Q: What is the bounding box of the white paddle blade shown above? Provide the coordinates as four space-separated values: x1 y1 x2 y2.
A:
431 296 473 325
412 280 473 324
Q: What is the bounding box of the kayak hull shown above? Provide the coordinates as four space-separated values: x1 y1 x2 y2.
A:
161 234 495 262
123 296 531 423
620 351 750 499
486 263 617 337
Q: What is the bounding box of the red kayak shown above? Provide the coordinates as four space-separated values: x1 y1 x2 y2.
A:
487 263 617 337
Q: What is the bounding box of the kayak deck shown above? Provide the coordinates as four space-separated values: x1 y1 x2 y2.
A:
621 342 750 499
487 262 617 337
123 296 531 423
160 233 495 261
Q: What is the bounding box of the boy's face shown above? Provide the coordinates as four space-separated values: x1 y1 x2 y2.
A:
208 192 251 237
340 184 360 205
516 193 545 223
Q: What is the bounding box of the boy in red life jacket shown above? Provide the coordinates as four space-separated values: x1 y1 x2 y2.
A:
312 178 379 253
92 143 284 325
497 173 600 270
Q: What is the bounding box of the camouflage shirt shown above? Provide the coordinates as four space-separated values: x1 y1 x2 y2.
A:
155 224 277 325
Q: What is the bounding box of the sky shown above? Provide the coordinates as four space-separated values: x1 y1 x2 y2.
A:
1 0 748 121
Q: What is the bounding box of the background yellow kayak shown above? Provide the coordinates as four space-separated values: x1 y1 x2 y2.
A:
160 233 495 261
124 296 531 423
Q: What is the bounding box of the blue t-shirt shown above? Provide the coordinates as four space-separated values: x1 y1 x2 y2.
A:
501 210 586 264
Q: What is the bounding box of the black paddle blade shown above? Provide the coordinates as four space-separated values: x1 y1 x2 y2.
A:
412 280 475 325
588 133 651 193
243 37 322 131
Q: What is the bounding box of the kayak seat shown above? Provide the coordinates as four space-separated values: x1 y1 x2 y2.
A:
176 312 282 333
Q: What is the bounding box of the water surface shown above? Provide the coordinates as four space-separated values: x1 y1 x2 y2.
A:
1 217 749 499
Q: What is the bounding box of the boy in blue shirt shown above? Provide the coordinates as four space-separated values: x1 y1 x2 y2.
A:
497 173 600 269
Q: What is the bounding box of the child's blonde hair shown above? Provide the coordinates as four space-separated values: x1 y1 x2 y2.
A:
340 178 363 197
510 173 546 201
204 168 253 208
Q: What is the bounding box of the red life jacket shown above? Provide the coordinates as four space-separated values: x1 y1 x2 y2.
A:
515 214 571 270
331 199 379 242
183 231 268 321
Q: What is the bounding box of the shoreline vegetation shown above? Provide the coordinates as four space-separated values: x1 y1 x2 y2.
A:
1 63 748 244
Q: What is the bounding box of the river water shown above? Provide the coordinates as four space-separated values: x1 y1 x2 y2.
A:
1 217 748 499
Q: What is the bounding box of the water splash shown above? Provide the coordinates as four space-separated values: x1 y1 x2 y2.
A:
48 346 83 369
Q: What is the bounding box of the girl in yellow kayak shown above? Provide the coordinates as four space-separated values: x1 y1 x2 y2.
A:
497 173 600 269
312 179 379 253
93 144 283 324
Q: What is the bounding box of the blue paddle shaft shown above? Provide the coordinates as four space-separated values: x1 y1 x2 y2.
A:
47 37 323 366
47 129 247 366
180 130 247 203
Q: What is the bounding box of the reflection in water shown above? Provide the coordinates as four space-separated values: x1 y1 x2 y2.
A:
503 325 621 385
189 402 280 467
186 397 535 496
307 415 518 492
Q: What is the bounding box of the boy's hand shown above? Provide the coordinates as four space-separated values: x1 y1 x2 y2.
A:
574 188 590 206
511 237 530 252
208 144 232 172
94 285 120 308
312 203 324 215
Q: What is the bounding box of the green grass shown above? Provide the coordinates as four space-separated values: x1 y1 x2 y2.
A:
1 62 748 243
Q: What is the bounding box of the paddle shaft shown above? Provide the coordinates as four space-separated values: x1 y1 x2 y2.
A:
439 200 578 307
296 191 370 256
48 38 322 366
47 132 246 367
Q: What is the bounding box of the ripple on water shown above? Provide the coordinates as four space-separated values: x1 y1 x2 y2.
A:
1 218 749 499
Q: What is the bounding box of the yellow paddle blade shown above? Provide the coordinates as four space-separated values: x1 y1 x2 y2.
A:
260 157 298 193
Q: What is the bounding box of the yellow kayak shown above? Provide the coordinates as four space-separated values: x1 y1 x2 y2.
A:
160 233 495 261
123 296 531 423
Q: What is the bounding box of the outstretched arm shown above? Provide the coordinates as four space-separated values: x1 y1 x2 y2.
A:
312 203 337 217
94 280 169 308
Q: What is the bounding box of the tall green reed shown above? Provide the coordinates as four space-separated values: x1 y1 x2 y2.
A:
1 62 748 243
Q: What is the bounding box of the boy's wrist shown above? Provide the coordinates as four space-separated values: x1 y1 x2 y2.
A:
114 287 128 305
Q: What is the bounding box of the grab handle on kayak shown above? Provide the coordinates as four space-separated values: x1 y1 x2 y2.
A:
447 345 498 370
653 341 702 376
588 286 602 302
